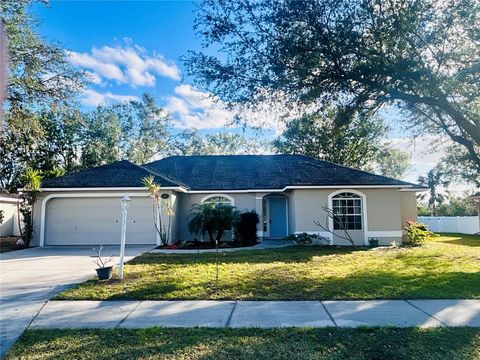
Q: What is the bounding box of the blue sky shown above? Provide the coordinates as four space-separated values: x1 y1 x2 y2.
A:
32 1 451 184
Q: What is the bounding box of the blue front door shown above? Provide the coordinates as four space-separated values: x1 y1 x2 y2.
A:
269 196 287 238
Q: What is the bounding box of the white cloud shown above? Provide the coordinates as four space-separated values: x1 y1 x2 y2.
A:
68 43 180 88
81 89 138 107
166 85 234 129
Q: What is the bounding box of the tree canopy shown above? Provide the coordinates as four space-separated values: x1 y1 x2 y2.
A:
186 0 480 172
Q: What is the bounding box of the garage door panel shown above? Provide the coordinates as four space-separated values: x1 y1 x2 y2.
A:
45 197 156 245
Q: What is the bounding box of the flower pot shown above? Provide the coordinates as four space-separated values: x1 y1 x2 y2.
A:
96 266 113 280
369 239 379 248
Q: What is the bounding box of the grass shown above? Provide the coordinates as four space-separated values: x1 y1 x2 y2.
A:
5 327 480 360
56 233 480 301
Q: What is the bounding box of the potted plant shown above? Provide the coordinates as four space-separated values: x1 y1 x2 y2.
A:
92 245 114 280
368 238 379 247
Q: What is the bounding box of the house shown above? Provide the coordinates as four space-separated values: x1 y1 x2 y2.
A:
0 191 21 237
30 155 425 247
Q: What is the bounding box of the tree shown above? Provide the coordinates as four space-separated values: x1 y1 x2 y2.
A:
417 168 449 216
81 94 171 168
375 148 411 179
186 0 480 172
440 144 480 187
0 0 84 188
170 129 264 156
18 168 42 247
143 176 175 246
273 110 387 170
419 192 478 216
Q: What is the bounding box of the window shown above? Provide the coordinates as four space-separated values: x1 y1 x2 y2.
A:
201 194 233 205
332 192 363 230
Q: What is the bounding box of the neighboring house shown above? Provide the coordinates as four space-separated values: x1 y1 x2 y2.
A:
0 191 21 237
30 155 425 247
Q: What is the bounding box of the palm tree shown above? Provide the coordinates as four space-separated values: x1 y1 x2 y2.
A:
19 168 42 247
418 168 449 216
188 202 238 244
143 175 175 245
188 202 239 288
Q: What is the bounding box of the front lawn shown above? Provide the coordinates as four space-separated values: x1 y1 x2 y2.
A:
6 327 480 360
56 233 480 300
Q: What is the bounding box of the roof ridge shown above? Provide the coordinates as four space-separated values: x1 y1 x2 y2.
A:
296 154 420 187
134 163 189 189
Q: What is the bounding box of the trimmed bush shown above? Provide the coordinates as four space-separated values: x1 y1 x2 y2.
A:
233 211 259 245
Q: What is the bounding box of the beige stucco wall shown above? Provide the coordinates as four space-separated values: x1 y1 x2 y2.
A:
0 202 17 237
289 188 417 245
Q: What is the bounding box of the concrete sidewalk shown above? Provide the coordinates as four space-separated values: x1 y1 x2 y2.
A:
8 299 480 330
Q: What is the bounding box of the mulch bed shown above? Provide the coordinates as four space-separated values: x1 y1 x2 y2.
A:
157 241 257 250
0 236 25 253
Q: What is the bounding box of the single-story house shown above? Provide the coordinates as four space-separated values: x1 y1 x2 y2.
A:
30 155 425 247
0 191 21 237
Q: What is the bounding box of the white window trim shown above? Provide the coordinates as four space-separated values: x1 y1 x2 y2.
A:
200 194 235 206
328 189 369 246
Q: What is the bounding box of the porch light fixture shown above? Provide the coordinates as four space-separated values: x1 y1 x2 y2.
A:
119 194 131 280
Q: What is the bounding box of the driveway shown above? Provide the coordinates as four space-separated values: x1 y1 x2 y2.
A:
0 245 155 357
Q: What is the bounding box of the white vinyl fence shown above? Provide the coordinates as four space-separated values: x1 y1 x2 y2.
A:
418 216 480 235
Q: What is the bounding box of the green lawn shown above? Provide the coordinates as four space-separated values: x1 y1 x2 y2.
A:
56 233 480 300
6 327 480 360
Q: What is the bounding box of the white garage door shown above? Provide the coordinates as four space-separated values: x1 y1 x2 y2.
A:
45 197 156 245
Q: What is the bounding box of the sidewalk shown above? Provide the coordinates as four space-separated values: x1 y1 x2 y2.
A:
5 299 480 331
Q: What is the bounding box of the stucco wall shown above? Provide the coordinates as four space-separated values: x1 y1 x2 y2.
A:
289 188 415 245
0 202 17 237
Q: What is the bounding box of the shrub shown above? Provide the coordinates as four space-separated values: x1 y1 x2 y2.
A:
286 232 330 245
404 220 433 246
233 211 259 245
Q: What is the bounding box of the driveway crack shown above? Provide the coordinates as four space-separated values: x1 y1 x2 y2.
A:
320 301 337 327
116 301 142 328
404 300 447 326
225 301 237 328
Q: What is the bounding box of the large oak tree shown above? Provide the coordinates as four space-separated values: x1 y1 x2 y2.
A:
185 0 480 171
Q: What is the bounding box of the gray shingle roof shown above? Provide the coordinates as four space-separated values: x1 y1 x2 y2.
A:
144 155 420 190
42 155 422 190
42 160 182 188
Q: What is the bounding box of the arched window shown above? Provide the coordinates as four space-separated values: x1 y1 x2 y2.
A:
201 194 234 206
332 192 363 230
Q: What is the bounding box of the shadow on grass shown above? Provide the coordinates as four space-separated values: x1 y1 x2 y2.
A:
128 246 364 266
433 233 480 247
6 327 480 360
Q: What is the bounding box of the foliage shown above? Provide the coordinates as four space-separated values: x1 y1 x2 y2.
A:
81 94 171 168
0 0 84 188
143 176 175 246
417 167 450 216
188 202 239 244
186 0 480 171
170 129 265 156
92 245 113 269
440 144 480 187
274 110 388 170
286 232 330 246
418 192 478 217
56 233 480 301
375 148 412 179
0 209 4 227
18 168 42 247
233 211 259 245
404 220 433 246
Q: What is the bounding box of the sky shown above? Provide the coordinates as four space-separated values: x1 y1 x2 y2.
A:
32 0 461 187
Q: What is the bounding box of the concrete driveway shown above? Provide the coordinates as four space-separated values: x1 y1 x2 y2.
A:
0 245 154 357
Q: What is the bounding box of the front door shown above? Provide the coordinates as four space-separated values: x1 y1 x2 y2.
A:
269 196 287 238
